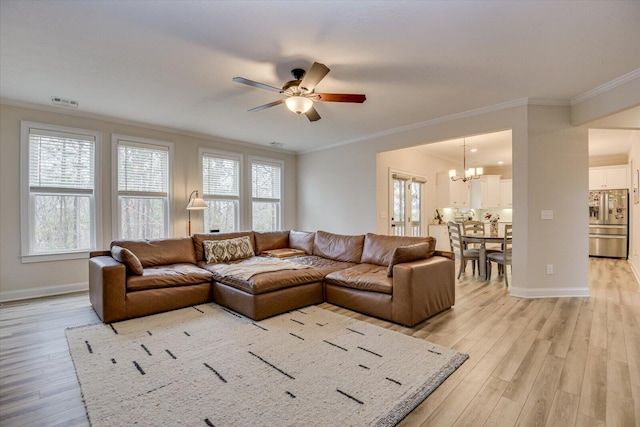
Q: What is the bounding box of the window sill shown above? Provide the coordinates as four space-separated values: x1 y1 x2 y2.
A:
21 251 90 264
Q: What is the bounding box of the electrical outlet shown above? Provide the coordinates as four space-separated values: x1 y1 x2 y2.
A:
546 264 553 275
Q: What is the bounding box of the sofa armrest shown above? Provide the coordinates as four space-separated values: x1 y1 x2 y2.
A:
390 256 455 326
90 250 111 258
89 256 127 323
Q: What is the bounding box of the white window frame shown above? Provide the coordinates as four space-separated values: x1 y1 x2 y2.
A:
388 168 426 237
20 121 102 263
199 148 243 233
249 156 284 232
111 134 174 240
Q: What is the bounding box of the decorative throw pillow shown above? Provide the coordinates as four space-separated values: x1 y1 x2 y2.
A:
111 245 144 275
387 243 431 277
203 236 254 264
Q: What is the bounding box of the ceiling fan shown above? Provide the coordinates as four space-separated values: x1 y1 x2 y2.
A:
232 62 366 122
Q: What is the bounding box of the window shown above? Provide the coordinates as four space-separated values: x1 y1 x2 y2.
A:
200 149 241 233
20 121 101 261
113 135 172 239
251 157 283 232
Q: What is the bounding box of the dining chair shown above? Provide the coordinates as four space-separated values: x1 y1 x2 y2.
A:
462 221 484 249
447 221 480 279
486 224 512 286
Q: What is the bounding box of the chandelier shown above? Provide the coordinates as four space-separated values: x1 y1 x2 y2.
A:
449 138 483 182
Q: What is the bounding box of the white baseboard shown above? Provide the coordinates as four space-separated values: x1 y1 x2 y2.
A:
0 282 88 303
509 286 590 298
628 260 640 292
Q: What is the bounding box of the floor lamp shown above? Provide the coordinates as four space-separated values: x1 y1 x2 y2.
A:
186 190 207 236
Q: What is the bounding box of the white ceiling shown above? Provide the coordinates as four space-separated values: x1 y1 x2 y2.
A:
1 1 639 153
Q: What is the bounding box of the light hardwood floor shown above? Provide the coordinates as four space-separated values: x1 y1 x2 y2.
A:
1 258 639 426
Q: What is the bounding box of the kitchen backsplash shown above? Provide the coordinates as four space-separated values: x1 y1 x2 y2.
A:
434 208 513 224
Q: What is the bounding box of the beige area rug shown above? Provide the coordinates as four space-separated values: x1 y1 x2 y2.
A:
66 304 468 426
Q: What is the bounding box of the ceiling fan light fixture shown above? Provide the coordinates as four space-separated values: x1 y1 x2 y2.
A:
285 96 313 114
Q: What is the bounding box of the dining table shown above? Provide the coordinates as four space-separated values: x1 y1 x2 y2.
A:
460 230 506 279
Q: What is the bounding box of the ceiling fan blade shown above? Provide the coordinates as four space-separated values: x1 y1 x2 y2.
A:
315 93 366 103
299 62 330 93
232 77 283 93
305 106 321 122
248 99 285 112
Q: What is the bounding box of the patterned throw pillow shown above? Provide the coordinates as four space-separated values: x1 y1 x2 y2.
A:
203 236 254 264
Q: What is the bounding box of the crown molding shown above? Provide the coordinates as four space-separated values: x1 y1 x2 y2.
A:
300 98 531 154
527 98 571 107
571 68 640 106
0 98 295 155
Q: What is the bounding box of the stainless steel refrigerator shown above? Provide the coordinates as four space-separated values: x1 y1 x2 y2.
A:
589 189 628 258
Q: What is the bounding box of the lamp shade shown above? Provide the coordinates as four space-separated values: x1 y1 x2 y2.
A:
186 190 207 210
285 96 313 114
186 197 207 210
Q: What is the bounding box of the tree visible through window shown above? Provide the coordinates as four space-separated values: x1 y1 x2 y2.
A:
21 122 100 258
201 151 240 233
115 137 171 239
251 159 282 232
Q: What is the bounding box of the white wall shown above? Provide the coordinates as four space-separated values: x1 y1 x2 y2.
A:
295 142 376 235
626 136 640 281
0 103 298 301
509 105 589 297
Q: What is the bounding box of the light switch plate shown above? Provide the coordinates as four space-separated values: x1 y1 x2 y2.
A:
541 210 553 220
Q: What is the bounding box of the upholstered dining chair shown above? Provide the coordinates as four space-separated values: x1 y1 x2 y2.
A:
487 224 512 286
447 221 480 279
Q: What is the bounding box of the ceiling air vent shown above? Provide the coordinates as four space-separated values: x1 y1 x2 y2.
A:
51 97 79 109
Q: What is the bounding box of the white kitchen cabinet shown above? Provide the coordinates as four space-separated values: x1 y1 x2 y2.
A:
470 175 501 209
589 166 628 190
428 224 451 251
449 179 470 208
499 179 513 208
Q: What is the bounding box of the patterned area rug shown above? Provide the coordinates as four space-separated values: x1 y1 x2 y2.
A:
66 304 468 426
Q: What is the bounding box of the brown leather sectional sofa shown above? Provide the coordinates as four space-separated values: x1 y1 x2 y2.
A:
89 230 456 327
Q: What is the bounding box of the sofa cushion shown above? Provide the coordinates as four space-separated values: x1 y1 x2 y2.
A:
254 231 290 254
387 242 434 277
111 245 144 275
126 264 213 292
110 237 197 268
289 230 315 254
193 232 254 262
207 266 325 295
361 233 434 267
312 230 365 263
203 236 254 263
325 264 392 295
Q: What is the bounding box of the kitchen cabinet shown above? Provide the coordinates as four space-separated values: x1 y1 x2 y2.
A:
470 175 501 209
449 179 470 208
437 172 470 208
428 224 451 251
589 166 628 190
499 179 513 208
